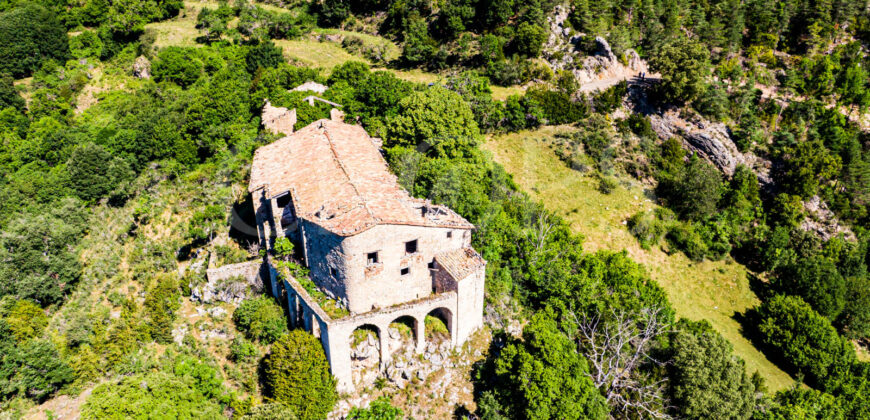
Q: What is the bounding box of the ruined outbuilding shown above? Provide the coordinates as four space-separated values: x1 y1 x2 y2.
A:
249 109 486 391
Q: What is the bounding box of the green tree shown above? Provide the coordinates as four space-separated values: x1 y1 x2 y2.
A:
669 320 756 419
514 22 546 57
400 13 435 65
754 386 845 420
246 41 285 75
657 155 724 221
0 335 76 402
650 37 711 103
0 3 69 78
264 331 338 420
232 295 288 343
66 142 134 203
152 47 203 88
755 295 856 388
837 276 870 341
773 256 846 320
386 86 480 150
491 311 609 420
143 275 181 344
0 73 25 111
776 140 841 199
0 199 87 305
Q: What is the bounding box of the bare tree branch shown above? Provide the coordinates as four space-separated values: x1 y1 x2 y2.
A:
570 307 675 419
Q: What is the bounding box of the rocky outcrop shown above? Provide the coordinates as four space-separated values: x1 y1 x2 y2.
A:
133 56 151 79
543 6 647 90
801 196 855 241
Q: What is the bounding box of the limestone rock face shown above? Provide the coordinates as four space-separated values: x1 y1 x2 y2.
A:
543 6 647 90
133 56 151 79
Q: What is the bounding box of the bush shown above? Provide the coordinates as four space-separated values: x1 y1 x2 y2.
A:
755 386 845 420
666 222 709 261
627 211 667 250
0 336 76 402
5 299 48 341
82 371 223 419
755 295 856 388
0 3 69 78
233 295 288 343
347 396 403 419
229 336 259 363
69 30 104 59
264 331 338 420
242 403 298 420
152 47 203 88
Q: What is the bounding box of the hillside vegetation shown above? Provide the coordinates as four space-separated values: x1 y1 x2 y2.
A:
1 0 869 418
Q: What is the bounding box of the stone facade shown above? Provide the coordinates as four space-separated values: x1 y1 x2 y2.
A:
249 114 486 392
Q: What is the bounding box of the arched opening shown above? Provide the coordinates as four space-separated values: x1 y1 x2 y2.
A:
350 324 380 387
426 307 452 343
386 315 418 358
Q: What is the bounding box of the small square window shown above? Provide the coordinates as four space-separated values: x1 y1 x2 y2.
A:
446 231 453 238
405 239 418 254
366 251 379 265
428 260 435 270
400 267 410 276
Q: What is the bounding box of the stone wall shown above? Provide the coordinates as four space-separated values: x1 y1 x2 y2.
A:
192 260 265 304
337 224 472 314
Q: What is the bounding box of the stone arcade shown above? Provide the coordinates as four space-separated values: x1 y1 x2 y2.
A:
248 106 486 392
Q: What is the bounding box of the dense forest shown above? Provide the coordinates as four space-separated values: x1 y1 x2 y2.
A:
0 0 869 418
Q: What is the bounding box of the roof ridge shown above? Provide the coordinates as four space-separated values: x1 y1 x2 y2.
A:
320 124 377 226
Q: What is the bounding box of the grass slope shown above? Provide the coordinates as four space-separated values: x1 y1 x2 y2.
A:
483 127 794 391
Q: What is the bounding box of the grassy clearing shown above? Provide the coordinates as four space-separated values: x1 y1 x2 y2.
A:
491 84 527 101
275 38 369 69
483 127 794 391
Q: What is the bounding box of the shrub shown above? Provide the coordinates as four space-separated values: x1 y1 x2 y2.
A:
233 295 288 343
0 336 76 402
347 396 403 419
152 47 203 88
666 222 709 261
264 331 338 420
82 371 223 419
229 336 259 363
242 403 298 420
0 3 69 78
756 386 845 420
627 211 667 250
5 299 48 341
69 30 104 59
0 73 25 111
755 295 855 388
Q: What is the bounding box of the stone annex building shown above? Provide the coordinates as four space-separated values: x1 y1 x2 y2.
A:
248 103 486 391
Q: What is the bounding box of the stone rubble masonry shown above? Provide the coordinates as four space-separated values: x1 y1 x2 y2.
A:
250 116 486 392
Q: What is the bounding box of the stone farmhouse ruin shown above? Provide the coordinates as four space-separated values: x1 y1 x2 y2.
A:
248 100 486 391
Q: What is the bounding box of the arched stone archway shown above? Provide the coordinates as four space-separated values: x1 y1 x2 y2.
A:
349 324 381 387
426 307 453 345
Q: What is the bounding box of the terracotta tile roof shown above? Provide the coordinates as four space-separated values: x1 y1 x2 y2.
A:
435 247 486 281
249 119 475 236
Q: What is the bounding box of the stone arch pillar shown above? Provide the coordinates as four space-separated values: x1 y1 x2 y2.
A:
377 322 391 369
414 314 425 354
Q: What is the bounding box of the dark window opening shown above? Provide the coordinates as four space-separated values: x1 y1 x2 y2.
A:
405 239 418 254
446 231 452 238
329 266 337 277
400 267 410 276
428 260 435 270
276 193 292 209
366 251 379 265
421 206 427 217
